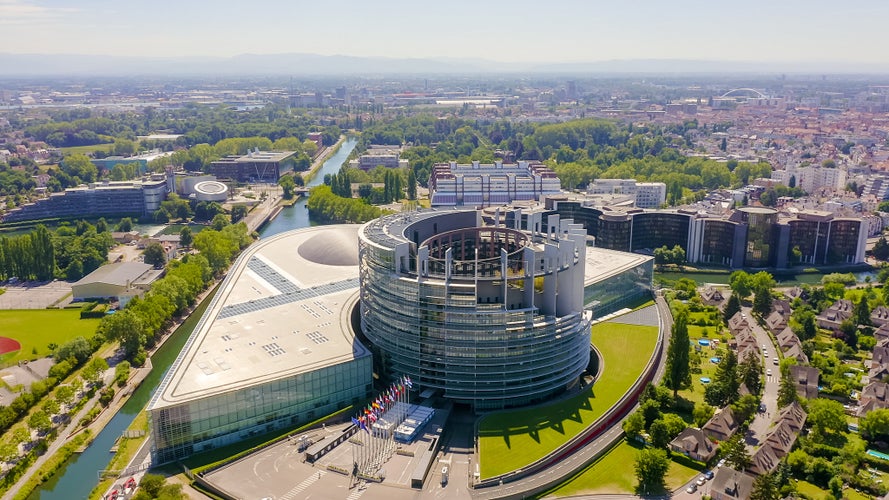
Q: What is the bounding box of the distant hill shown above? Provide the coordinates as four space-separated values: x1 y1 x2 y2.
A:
0 52 886 77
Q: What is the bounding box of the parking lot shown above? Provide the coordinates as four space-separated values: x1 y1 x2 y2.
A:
0 280 72 309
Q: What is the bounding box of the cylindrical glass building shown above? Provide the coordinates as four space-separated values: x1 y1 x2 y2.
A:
359 209 592 410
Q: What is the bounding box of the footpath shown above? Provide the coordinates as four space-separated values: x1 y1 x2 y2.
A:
5 283 219 500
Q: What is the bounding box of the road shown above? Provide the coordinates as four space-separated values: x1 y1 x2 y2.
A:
741 305 780 451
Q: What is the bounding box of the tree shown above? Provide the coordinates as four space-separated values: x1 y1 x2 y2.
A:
739 350 762 396
54 336 93 364
665 306 691 397
42 399 60 416
751 271 775 317
82 356 109 386
808 399 846 442
61 153 98 183
721 433 752 470
855 296 871 326
99 309 146 357
55 385 75 410
211 213 230 231
634 448 669 495
28 410 51 434
750 473 781 500
860 408 889 442
706 349 740 407
729 270 752 300
117 217 134 232
143 242 167 268
839 319 858 349
649 413 686 449
279 175 296 199
622 410 646 441
874 236 889 261
230 204 248 223
693 403 715 428
179 227 194 249
777 371 799 407
723 294 741 323
731 394 760 425
407 168 417 200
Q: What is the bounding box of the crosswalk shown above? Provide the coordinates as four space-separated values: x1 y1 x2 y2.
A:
278 471 327 500
346 486 367 500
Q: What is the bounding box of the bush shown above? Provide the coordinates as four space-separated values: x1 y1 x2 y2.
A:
99 387 115 407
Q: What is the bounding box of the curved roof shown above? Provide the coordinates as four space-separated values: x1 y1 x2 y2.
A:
148 224 369 411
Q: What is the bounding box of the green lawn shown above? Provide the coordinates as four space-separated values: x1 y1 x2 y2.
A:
545 440 700 497
680 341 724 406
58 143 114 155
0 309 101 366
478 322 659 479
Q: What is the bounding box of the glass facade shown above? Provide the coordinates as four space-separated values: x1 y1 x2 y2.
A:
699 220 738 266
596 214 632 251
740 208 778 267
150 357 371 464
583 259 654 318
787 219 829 265
360 211 592 410
630 212 690 252
827 219 863 264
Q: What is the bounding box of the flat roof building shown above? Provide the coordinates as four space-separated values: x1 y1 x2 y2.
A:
72 262 164 301
209 149 297 183
429 161 561 207
1 176 169 223
147 225 373 464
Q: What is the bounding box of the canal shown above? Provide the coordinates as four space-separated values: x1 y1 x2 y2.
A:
29 137 357 498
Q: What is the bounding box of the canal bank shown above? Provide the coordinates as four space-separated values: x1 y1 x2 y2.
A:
26 136 361 499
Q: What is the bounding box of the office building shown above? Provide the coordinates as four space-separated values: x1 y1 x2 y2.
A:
359 209 592 410
429 161 561 206
1 176 169 223
148 226 373 464
209 149 297 182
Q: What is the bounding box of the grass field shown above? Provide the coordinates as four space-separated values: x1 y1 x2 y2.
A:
545 440 699 497
58 143 114 155
0 309 101 366
478 322 659 479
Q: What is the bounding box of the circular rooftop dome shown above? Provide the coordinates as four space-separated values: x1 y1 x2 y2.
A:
194 181 229 202
298 227 360 266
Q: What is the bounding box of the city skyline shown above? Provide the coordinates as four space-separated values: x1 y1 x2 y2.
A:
2 0 889 69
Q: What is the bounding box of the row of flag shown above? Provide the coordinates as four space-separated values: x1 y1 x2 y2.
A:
351 375 413 432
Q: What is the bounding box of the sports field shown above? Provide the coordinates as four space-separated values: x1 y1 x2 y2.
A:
0 309 101 366
477 321 660 478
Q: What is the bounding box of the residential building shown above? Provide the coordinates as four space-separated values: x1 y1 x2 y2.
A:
702 406 740 442
710 467 755 500
669 428 717 462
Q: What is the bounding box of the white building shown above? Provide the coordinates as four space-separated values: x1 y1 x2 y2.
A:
586 179 666 208
429 161 561 206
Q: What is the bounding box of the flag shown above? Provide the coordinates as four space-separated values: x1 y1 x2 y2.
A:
405 376 413 388
351 417 360 427
358 417 368 433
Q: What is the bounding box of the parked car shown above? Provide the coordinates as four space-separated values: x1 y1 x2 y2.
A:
704 470 714 480
696 476 707 486
687 483 698 494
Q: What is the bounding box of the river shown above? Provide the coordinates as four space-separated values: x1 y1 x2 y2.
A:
29 137 357 499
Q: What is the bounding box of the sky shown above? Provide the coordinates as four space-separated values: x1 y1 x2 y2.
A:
2 0 889 64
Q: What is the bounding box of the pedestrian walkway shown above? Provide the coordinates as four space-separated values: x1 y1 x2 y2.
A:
279 471 327 500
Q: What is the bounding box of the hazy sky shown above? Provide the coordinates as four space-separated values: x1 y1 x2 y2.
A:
2 0 888 63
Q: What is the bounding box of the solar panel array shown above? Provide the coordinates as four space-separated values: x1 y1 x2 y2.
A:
216 257 359 319
306 331 330 344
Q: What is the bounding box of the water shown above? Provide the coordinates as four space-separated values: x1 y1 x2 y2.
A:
258 137 357 238
29 137 358 499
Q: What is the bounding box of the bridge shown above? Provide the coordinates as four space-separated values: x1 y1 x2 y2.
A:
720 88 769 99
